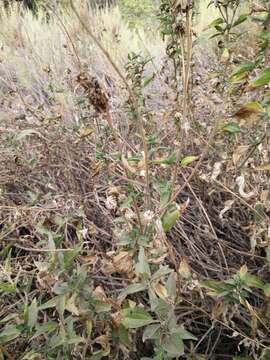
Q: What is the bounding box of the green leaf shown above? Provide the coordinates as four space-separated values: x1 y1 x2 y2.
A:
172 327 197 340
118 283 147 301
0 313 18 324
135 246 151 278
151 266 173 282
229 63 254 83
121 307 155 329
0 282 16 293
39 296 58 310
232 14 248 28
162 208 180 233
162 333 184 357
0 325 22 343
207 17 224 29
27 298 38 329
220 122 241 134
250 68 270 88
166 272 177 299
143 324 161 342
31 321 57 340
263 283 270 297
242 273 264 289
153 154 176 165
181 155 199 167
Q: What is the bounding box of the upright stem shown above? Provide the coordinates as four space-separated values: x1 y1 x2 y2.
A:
70 0 151 209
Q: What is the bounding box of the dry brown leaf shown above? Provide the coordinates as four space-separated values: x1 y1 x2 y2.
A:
178 258 191 279
211 300 227 320
93 286 107 301
236 175 255 199
219 199 235 219
232 145 249 166
153 282 168 299
255 164 270 171
113 251 134 274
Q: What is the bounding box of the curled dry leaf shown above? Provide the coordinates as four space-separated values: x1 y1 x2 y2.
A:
232 145 249 166
219 199 235 220
113 251 134 274
178 258 191 279
105 195 117 210
211 162 223 181
153 282 168 299
93 286 107 301
236 175 255 199
121 155 136 174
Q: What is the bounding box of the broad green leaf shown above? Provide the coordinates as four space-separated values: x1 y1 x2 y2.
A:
166 272 177 299
207 17 224 29
151 266 173 282
250 68 270 88
153 154 176 166
143 324 161 342
162 333 184 357
56 294 66 318
172 327 197 340
27 298 38 329
229 63 254 83
221 122 241 134
232 14 248 27
0 313 18 324
135 246 151 278
31 321 57 340
39 296 58 310
181 155 199 167
121 307 155 329
118 283 147 301
162 208 180 233
158 180 171 208
0 325 22 343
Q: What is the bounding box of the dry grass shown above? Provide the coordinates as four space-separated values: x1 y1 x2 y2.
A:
0 2 270 359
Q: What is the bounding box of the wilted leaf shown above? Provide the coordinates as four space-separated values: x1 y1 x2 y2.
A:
178 258 191 279
153 282 168 299
121 307 155 329
234 102 264 122
255 164 270 171
220 48 230 64
236 176 255 199
121 155 136 174
219 199 235 219
79 127 94 139
16 129 43 141
113 251 133 274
